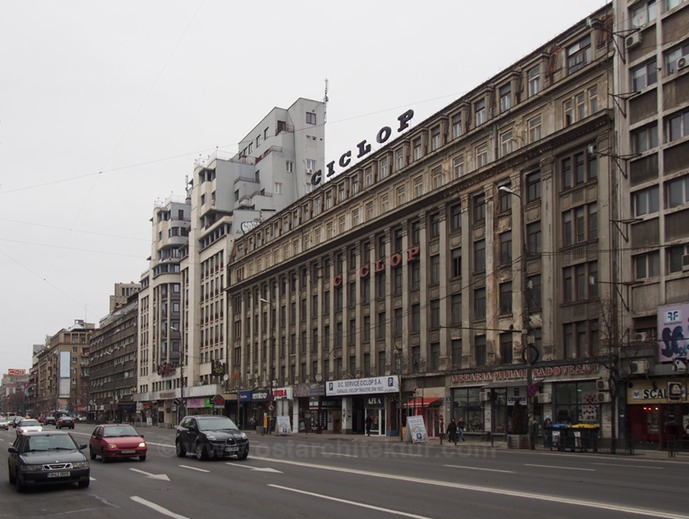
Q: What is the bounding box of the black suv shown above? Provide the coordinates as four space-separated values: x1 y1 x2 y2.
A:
175 415 249 461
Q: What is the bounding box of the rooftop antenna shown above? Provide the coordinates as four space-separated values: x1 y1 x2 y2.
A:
323 78 329 124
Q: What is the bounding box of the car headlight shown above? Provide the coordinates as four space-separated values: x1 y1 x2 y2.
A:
138 442 146 448
206 434 216 441
19 464 43 472
240 432 248 440
107 443 119 449
71 461 89 469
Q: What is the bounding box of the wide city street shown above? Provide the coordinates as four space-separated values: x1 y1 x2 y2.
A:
1 424 688 519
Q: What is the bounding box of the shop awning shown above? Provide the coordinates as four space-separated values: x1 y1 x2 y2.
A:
404 397 442 408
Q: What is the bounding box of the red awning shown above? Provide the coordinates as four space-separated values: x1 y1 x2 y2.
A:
404 397 442 409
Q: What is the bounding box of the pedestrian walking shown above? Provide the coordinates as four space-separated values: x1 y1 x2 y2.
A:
447 418 458 445
542 417 553 449
304 411 311 434
458 417 466 441
365 415 373 436
665 414 680 458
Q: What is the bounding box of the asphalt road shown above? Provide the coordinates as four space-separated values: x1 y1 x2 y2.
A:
1 424 688 519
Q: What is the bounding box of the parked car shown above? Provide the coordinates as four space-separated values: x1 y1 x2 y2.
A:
175 415 249 461
7 430 90 492
16 419 43 437
0 416 9 430
43 416 57 426
89 424 147 462
56 416 75 429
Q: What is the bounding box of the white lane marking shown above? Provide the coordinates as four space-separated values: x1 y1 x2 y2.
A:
129 467 170 480
385 452 423 457
179 464 210 473
524 463 595 472
445 464 515 474
270 484 435 519
227 463 283 473
254 456 688 519
131 496 189 519
310 446 359 458
592 463 663 470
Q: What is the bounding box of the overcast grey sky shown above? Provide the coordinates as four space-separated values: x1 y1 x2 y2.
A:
0 0 608 376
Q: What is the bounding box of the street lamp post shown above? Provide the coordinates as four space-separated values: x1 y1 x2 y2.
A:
499 185 536 450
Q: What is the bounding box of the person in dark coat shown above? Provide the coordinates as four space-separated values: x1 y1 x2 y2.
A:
457 417 466 441
365 415 373 436
447 418 458 445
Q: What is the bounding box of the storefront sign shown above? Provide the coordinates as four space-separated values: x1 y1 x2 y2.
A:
272 387 293 400
628 379 687 403
159 391 176 399
187 398 212 408
293 383 325 398
326 375 399 396
450 363 600 385
239 391 253 402
657 302 689 362
252 389 270 401
276 416 292 435
366 397 384 407
404 415 428 444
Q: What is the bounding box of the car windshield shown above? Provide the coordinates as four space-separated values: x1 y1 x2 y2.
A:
103 426 139 437
197 417 238 432
20 420 40 427
26 435 77 452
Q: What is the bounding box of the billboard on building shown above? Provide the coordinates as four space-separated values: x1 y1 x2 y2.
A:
59 351 71 397
8 369 26 376
657 302 689 362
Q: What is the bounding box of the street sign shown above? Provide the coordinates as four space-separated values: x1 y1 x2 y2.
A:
527 384 539 397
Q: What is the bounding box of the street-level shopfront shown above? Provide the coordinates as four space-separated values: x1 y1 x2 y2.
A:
448 361 606 438
324 375 401 435
626 378 688 448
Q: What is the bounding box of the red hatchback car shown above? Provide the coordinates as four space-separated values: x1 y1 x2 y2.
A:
89 424 147 462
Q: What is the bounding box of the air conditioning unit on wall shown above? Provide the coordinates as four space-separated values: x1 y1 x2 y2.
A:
625 32 642 49
678 56 688 71
596 379 609 391
597 392 612 403
630 360 649 374
537 393 551 404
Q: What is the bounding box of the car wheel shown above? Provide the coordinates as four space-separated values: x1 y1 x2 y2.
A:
195 442 207 461
8 466 16 485
90 449 96 460
175 440 186 458
78 479 90 488
101 454 110 463
139 455 146 462
237 448 249 460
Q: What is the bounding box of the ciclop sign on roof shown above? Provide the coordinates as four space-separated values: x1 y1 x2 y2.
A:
310 109 414 187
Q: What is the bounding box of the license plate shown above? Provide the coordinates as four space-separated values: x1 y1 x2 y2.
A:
225 446 238 452
48 471 70 478
121 450 135 454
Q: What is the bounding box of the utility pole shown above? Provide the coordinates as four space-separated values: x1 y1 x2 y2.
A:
500 185 536 450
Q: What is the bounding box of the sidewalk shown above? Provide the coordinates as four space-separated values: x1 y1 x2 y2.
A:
260 430 689 461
